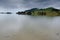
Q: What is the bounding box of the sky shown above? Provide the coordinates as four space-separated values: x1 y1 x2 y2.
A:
0 0 60 12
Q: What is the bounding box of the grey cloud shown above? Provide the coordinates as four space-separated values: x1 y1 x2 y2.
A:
23 0 49 3
0 0 60 11
22 0 60 8
0 0 24 9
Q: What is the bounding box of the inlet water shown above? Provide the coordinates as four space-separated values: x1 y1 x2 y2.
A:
0 14 60 40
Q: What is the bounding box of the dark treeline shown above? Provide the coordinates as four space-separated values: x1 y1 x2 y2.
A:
0 7 60 16
16 7 60 16
6 12 12 14
0 12 12 14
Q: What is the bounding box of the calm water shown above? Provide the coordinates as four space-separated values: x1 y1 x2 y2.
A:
0 14 60 40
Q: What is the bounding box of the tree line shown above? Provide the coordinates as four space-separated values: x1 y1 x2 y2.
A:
16 7 60 16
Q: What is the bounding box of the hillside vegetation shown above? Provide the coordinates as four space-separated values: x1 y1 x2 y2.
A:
16 7 60 16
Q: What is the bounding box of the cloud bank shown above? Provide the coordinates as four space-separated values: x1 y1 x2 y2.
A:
0 0 60 12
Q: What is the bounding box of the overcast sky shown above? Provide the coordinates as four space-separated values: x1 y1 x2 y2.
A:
0 0 60 12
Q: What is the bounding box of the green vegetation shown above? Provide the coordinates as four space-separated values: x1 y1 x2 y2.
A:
16 7 60 16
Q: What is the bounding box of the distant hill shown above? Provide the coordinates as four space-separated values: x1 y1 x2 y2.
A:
0 12 12 14
16 7 60 16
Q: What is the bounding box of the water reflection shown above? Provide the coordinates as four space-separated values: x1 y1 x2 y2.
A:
0 14 60 40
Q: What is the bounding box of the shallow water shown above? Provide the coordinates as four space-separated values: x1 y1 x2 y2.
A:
0 14 60 40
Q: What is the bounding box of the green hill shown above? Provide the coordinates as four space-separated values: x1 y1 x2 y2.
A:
16 7 60 16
